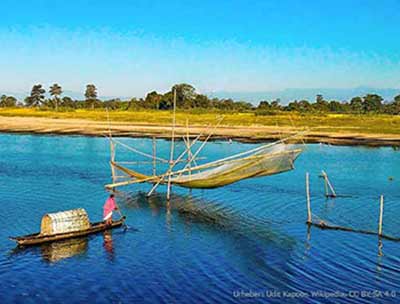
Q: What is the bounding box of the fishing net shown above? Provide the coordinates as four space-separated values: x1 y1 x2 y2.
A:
170 143 302 188
110 142 302 189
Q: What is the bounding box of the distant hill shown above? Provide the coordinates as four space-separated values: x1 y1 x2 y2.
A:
208 87 400 104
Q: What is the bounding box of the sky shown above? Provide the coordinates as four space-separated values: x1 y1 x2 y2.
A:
0 0 399 98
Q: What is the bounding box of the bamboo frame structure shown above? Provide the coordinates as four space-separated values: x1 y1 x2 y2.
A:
145 120 225 197
104 104 305 199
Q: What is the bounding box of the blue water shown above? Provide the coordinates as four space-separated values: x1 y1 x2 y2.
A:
1 134 400 303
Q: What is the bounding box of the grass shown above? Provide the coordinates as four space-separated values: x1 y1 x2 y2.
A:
1 107 400 135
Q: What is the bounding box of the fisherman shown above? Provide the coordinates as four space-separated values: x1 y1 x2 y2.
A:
103 193 118 225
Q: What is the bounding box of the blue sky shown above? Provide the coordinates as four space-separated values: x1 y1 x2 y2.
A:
0 0 399 98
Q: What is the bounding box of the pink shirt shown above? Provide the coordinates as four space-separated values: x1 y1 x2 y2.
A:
103 197 117 218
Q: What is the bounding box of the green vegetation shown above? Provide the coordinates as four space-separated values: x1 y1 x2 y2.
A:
1 108 400 136
1 83 399 115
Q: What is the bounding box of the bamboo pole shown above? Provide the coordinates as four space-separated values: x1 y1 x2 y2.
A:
106 108 117 184
110 139 116 183
306 172 311 224
378 195 384 236
152 137 157 176
321 170 336 197
116 159 198 165
309 221 400 241
186 118 192 178
167 88 177 200
106 175 159 189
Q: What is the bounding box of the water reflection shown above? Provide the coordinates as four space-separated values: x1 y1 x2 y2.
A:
165 200 172 233
305 224 311 257
103 230 115 261
41 237 88 263
118 190 297 286
10 237 89 263
120 191 296 247
147 194 161 217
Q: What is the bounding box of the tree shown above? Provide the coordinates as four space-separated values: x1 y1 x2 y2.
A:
313 94 329 112
388 95 400 115
222 99 235 111
126 98 141 110
287 100 300 112
258 101 271 110
328 100 343 113
171 83 196 108
363 94 383 113
144 91 163 109
298 100 312 113
234 101 254 112
350 97 363 114
270 99 281 111
316 94 325 104
85 84 98 109
193 94 211 108
49 83 63 111
60 96 75 108
25 84 45 107
159 91 173 110
104 98 124 110
0 95 17 107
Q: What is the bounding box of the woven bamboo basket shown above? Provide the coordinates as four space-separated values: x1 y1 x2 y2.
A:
40 208 91 235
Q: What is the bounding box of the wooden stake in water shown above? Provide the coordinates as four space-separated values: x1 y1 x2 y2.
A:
378 195 384 236
306 172 312 223
321 170 336 198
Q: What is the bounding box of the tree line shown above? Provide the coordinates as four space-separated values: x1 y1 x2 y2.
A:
1 83 400 115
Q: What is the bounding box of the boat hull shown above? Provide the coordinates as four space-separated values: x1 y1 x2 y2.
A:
10 218 125 246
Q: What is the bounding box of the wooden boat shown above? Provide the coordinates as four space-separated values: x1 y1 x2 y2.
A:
9 217 125 246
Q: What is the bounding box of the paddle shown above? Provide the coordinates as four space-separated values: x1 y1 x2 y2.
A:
114 201 130 232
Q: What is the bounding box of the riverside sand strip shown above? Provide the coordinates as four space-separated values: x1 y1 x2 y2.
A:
1 116 400 146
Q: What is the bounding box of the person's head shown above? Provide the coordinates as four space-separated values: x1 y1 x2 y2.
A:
110 194 114 198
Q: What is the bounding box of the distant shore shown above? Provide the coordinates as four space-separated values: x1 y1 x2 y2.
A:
1 111 400 147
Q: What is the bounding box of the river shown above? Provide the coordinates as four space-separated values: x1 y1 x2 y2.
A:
0 134 399 303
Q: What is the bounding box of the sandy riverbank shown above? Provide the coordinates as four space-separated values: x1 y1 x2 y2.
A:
1 116 400 146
